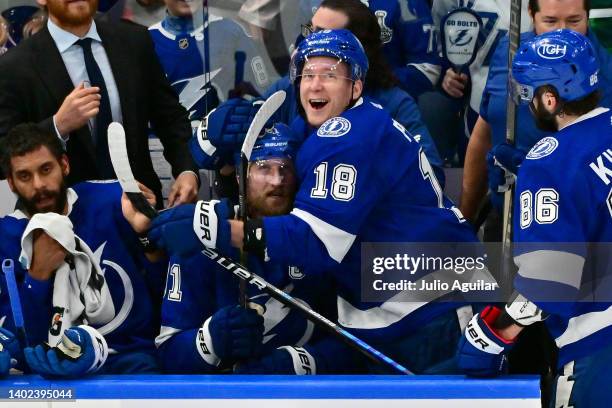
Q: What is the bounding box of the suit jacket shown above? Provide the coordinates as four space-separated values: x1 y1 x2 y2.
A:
0 19 197 198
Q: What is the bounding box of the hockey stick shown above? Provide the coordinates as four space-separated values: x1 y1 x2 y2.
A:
107 122 412 375
233 51 246 95
2 259 28 349
498 0 523 296
238 90 286 306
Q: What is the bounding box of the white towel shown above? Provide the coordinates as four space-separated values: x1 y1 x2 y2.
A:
19 213 115 346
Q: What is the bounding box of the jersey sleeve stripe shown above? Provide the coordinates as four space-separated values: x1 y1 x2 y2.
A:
155 325 182 348
514 250 585 289
556 305 612 349
290 208 356 264
407 62 441 85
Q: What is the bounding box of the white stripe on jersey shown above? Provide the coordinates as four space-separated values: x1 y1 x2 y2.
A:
291 208 356 264
556 305 612 349
515 250 585 290
337 266 494 329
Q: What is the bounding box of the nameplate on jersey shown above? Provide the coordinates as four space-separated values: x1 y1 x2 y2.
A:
317 117 351 138
440 8 482 71
526 137 559 160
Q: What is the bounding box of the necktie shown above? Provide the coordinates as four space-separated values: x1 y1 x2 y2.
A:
75 38 114 178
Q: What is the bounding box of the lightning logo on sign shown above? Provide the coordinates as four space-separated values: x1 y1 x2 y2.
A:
451 29 472 46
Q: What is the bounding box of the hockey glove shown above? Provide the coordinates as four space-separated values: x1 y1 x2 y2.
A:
234 346 317 375
204 98 264 150
198 305 264 365
457 305 515 377
148 199 235 258
189 132 229 170
0 327 23 376
24 325 108 378
487 143 526 193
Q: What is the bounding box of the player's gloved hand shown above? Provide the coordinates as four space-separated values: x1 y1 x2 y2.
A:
198 305 264 365
457 305 515 377
202 98 265 150
487 143 527 193
24 325 108 378
148 199 235 258
234 346 317 374
0 327 23 376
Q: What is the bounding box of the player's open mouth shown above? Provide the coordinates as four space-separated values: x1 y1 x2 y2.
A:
309 99 328 110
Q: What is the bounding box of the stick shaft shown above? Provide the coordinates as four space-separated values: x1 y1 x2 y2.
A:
200 247 413 375
499 0 523 296
2 259 28 348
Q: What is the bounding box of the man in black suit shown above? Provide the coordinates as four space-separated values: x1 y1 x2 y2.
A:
0 0 199 206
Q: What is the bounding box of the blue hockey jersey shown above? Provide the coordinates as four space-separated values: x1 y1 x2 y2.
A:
156 248 336 373
513 108 612 368
262 98 480 344
0 182 165 367
149 13 274 126
481 30 612 209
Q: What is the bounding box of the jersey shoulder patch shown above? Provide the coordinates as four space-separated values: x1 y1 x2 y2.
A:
526 136 559 160
317 117 352 138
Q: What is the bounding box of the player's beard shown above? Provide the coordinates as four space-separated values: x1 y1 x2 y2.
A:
530 99 559 133
20 180 68 216
46 0 98 28
247 188 295 217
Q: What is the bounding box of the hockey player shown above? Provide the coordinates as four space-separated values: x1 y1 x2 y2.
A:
153 124 361 374
0 124 166 377
149 29 486 373
457 30 612 407
461 0 612 224
193 0 443 196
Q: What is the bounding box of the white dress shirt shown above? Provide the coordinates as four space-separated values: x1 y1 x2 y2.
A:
47 19 122 141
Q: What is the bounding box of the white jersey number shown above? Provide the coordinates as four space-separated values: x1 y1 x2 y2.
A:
167 264 183 302
519 189 559 229
310 162 357 202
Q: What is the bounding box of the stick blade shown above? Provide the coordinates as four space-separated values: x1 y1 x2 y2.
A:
241 90 286 160
107 122 158 219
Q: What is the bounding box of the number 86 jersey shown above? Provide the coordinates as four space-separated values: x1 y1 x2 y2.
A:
513 107 612 368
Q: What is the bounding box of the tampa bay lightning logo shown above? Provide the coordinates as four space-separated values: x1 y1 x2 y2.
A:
92 242 134 336
317 117 351 138
526 137 559 160
451 29 472 46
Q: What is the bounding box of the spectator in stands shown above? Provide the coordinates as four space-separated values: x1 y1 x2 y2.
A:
295 0 440 98
427 0 531 164
0 0 199 206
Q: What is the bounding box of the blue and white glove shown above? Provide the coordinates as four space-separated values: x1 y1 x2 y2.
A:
204 98 264 150
196 305 264 366
457 306 515 377
148 199 235 258
0 327 23 376
24 325 108 378
487 143 527 193
234 346 317 375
